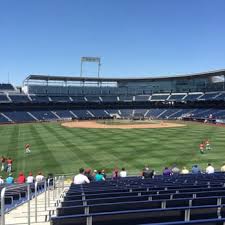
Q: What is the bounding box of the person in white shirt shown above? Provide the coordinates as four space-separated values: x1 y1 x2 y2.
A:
74 168 90 185
206 163 215 174
27 172 34 183
0 176 4 184
36 172 44 182
120 168 127 178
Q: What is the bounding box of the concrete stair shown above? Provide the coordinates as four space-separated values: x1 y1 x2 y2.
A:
4 188 61 225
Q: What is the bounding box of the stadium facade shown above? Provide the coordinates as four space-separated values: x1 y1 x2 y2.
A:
0 69 225 124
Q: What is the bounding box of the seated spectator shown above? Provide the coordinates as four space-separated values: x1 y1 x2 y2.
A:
17 172 26 184
74 168 90 184
171 164 180 175
36 172 44 182
163 167 172 176
95 170 105 181
221 164 225 172
206 163 215 174
181 167 189 174
112 168 119 179
84 168 93 181
27 172 34 183
0 176 4 184
6 173 14 184
142 167 154 179
120 168 127 177
192 165 201 174
101 169 107 179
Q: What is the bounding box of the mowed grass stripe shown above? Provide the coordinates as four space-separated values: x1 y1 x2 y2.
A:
29 124 64 174
42 124 105 171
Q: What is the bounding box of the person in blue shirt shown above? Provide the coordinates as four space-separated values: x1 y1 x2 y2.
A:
6 173 14 184
95 170 105 182
192 165 201 174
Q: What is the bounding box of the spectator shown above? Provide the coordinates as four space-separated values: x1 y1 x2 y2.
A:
221 164 225 172
74 168 90 185
101 169 107 179
6 173 14 184
142 167 154 179
0 176 4 184
181 167 189 174
112 168 119 179
192 165 201 174
92 169 97 178
17 172 26 184
206 163 215 174
7 157 13 173
95 170 105 181
36 172 44 182
84 168 93 181
27 172 34 183
1 156 6 172
163 167 172 176
171 164 180 175
120 168 127 177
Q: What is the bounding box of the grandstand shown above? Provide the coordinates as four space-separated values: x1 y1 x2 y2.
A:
0 69 225 124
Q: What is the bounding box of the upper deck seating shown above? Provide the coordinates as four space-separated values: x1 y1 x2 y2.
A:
135 95 150 101
9 94 30 103
0 83 14 91
168 94 186 102
0 94 10 103
50 96 71 103
119 95 134 102
29 95 50 103
150 94 169 101
70 96 86 102
198 93 219 101
85 96 101 103
183 94 202 101
100 96 118 102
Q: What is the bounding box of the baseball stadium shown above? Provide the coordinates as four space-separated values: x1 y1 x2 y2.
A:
1 68 225 225
2 1 225 225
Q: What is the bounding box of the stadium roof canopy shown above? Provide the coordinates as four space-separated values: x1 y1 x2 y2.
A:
24 69 225 82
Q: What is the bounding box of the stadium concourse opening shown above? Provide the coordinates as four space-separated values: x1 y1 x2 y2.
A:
61 120 186 129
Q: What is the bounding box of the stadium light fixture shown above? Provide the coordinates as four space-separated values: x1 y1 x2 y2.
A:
80 57 101 78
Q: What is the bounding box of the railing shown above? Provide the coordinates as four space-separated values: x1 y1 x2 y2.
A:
0 176 66 225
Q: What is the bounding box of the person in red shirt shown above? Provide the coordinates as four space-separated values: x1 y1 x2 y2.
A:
199 142 205 154
7 157 13 173
17 172 26 184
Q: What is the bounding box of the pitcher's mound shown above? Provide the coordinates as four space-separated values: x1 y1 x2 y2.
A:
61 120 186 129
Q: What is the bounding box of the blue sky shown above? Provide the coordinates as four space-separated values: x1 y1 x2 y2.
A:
1 0 225 84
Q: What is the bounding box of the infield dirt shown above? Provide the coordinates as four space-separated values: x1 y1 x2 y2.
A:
61 120 186 129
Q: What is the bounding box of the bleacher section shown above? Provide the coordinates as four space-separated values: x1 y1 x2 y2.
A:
0 93 10 103
3 111 35 123
9 94 30 103
51 173 225 225
150 94 169 101
135 95 150 101
29 95 49 103
0 108 225 124
0 83 14 91
184 94 202 101
50 96 71 103
168 94 186 102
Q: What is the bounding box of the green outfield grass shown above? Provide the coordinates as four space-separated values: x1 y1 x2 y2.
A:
0 121 224 176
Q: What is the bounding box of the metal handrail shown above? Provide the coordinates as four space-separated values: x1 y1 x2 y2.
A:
0 176 65 225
